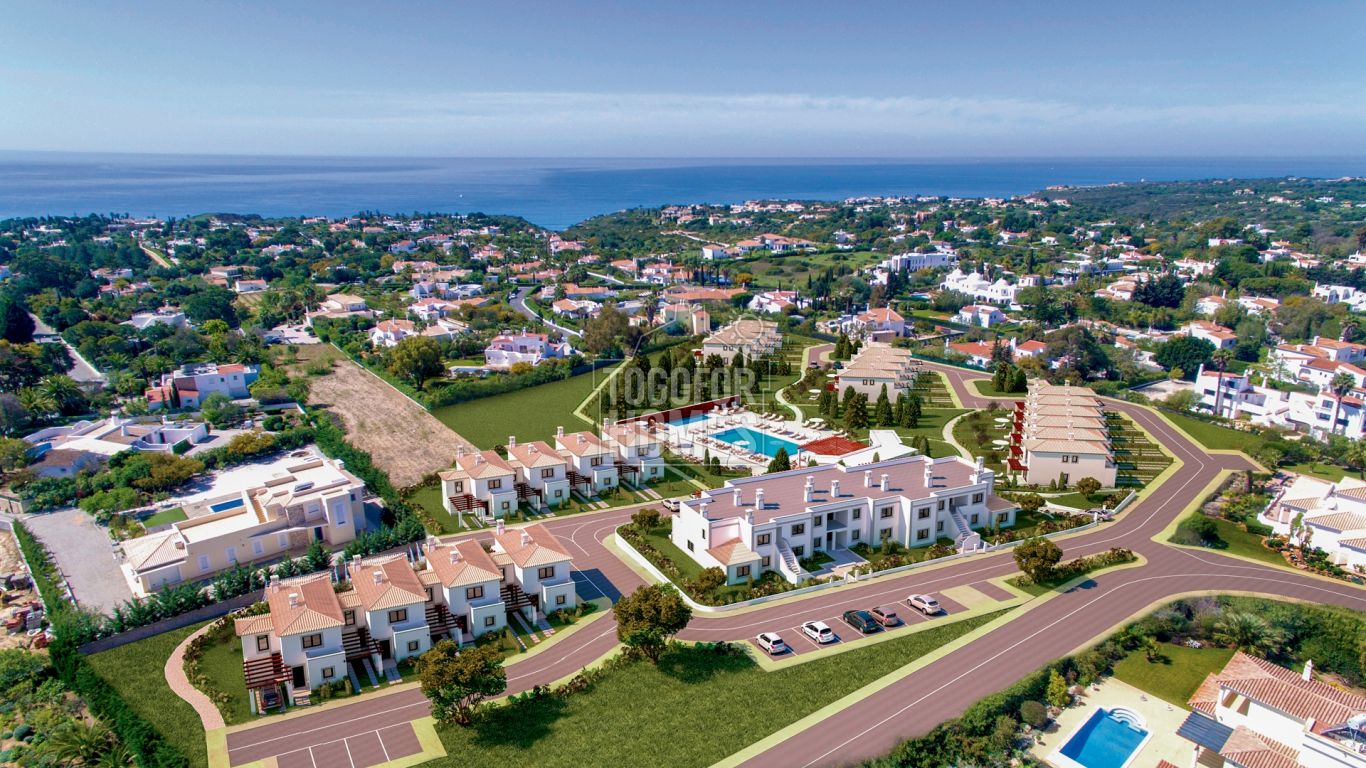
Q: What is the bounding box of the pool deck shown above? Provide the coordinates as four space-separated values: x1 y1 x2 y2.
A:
663 408 838 471
1031 678 1193 768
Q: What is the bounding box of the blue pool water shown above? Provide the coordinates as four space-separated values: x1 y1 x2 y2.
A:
671 413 711 426
210 498 245 513
1058 709 1148 768
712 427 799 459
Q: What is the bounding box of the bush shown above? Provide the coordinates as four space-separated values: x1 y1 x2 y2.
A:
1019 700 1048 728
1174 514 1222 547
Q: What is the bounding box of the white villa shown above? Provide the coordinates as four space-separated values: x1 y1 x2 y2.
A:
484 331 574 370
700 319 782 362
940 268 1019 305
145 363 259 410
669 454 1017 585
1261 473 1366 572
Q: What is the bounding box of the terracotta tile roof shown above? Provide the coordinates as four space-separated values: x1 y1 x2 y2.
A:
347 554 426 611
427 540 503 588
1219 726 1299 768
121 530 186 572
507 441 565 468
1197 652 1366 734
1303 510 1366 532
442 450 517 480
233 613 273 637
707 538 761 566
261 574 344 637
493 522 572 568
555 431 611 457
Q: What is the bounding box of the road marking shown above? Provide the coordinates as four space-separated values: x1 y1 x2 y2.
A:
341 737 356 768
228 700 430 751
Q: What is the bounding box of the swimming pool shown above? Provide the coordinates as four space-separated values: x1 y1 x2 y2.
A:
671 412 712 427
712 426 799 459
209 498 245 513
1053 708 1149 768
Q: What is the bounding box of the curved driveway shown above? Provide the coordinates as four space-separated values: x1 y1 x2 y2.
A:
224 362 1366 768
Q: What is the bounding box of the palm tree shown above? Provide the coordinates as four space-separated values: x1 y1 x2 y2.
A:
1213 611 1285 658
16 388 58 424
41 374 85 414
1348 440 1366 479
1210 349 1234 419
1328 372 1357 437
96 743 134 768
43 721 116 766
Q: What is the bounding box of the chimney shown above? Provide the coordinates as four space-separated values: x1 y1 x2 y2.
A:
449 547 461 563
496 519 505 536
287 592 299 608
699 501 709 519
831 479 841 497
745 508 754 524
372 569 384 585
733 488 743 506
556 425 564 437
269 574 280 592
880 474 889 491
520 530 532 547
457 445 465 459
803 477 814 503
924 460 934 486
755 488 765 508
508 435 517 450
1303 659 1314 681
976 456 985 473
864 470 873 488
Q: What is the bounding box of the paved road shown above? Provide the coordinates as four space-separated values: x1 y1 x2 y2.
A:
224 362 1366 768
509 285 582 337
28 312 105 385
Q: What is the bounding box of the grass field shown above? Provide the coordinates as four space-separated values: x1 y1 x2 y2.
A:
970 380 1026 398
87 624 208 768
198 631 253 724
144 507 188 526
430 610 1007 768
1209 517 1286 566
1285 462 1354 482
1159 411 1264 452
431 366 615 449
1112 644 1236 705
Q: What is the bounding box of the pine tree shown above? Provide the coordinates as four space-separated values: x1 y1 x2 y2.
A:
874 384 894 427
845 394 869 430
766 447 791 473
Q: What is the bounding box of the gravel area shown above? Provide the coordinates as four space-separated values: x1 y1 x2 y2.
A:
22 508 132 614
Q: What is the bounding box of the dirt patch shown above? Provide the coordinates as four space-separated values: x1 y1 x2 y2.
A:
296 345 472 487
0 530 44 651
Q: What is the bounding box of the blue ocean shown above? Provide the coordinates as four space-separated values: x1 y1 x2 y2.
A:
2 153 1364 230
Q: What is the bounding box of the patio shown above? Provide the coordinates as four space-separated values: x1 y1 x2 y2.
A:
656 404 844 472
1030 677 1193 768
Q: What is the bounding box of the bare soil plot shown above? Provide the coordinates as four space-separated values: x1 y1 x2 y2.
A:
294 345 471 488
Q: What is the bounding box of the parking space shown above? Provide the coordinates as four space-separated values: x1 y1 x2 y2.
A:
745 593 965 660
269 722 423 768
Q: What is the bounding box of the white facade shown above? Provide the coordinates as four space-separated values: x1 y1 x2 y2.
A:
939 268 1018 305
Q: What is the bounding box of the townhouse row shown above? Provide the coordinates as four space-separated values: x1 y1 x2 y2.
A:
1010 380 1117 488
439 422 665 519
234 522 576 702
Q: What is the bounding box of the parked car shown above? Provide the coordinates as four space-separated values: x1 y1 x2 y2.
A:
870 605 902 627
802 620 836 644
908 594 942 615
842 610 881 634
755 632 788 654
661 499 680 513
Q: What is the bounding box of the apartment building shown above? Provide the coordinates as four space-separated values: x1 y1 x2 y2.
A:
1193 365 1290 424
234 523 576 703
120 455 366 594
669 455 1016 585
1009 381 1117 487
1261 473 1366 571
144 363 259 410
1179 652 1366 768
699 318 782 362
1285 389 1366 440
835 342 921 400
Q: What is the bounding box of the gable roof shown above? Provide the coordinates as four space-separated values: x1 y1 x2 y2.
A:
493 522 572 568
347 554 427 611
257 574 344 637
426 540 502 588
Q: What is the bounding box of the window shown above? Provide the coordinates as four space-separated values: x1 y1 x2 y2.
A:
700 528 706 540
344 609 356 626
852 509 862 520
489 478 503 490
484 615 496 627
687 540 694 552
256 635 270 652
814 516 822 527
335 505 346 526
879 528 892 541
322 667 335 679
541 468 555 479
278 532 289 548
761 556 771 567
452 480 464 493
556 594 567 605
936 521 944 532
198 555 211 572
225 546 238 565
407 640 420 653
554 490 562 498
916 508 929 519
997 512 1010 524
302 633 323 649
970 514 979 525
252 540 264 556
466 586 484 600
937 500 945 510
590 456 602 467
792 546 805 556
917 529 929 541
851 530 860 541
791 524 805 536
736 565 751 577
756 533 771 546
1062 455 1070 463
388 608 408 624
1071 455 1079 462
972 493 983 504
537 566 555 580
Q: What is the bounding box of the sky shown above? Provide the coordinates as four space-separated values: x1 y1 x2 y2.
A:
3 0 1365 158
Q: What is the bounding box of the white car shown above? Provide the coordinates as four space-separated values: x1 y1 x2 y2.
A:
908 594 942 615
755 632 788 654
802 620 836 644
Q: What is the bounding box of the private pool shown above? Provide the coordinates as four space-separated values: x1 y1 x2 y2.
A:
209 498 245 513
671 412 712 427
712 426 799 459
1051 707 1150 768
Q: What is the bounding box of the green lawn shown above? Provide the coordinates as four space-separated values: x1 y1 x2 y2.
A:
198 631 253 725
430 610 1007 768
970 380 1025 398
1160 411 1264 453
87 624 208 768
406 483 463 534
1210 517 1286 567
432 366 616 449
1285 462 1354 482
143 507 187 527
1046 492 1114 510
1112 644 1236 705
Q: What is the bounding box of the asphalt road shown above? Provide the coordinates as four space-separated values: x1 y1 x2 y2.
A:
225 361 1366 768
510 285 582 338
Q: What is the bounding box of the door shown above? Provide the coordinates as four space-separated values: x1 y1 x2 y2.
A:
291 666 305 688
378 639 391 660
313 526 324 541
